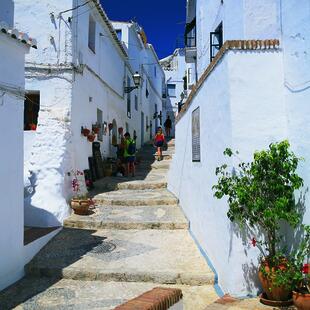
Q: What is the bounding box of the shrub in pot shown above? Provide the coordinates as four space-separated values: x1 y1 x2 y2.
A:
293 226 310 309
70 170 93 215
213 140 304 301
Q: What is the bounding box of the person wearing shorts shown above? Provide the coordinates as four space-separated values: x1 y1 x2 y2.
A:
154 127 165 161
124 132 136 177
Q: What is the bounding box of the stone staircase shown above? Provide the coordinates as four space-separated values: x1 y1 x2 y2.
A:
0 139 219 310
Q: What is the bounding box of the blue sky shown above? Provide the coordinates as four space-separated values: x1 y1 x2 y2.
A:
100 0 186 59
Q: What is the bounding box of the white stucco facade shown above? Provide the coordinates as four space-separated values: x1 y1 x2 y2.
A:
14 1 164 227
0 0 30 291
160 49 188 135
170 0 310 297
112 21 165 142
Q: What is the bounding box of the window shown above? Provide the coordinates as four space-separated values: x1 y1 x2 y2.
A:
167 84 176 97
154 66 157 78
210 22 223 62
135 95 138 111
97 108 103 141
146 116 149 131
88 15 96 53
145 80 149 98
188 68 193 86
115 29 122 41
127 76 131 118
185 18 196 48
24 91 40 131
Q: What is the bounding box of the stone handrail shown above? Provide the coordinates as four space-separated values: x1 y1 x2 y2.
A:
176 39 280 122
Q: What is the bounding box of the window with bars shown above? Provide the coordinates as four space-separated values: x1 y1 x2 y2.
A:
135 95 138 111
88 14 96 53
210 22 223 62
167 84 176 97
127 76 131 118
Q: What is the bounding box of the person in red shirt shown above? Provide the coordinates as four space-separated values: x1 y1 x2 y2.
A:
154 127 166 161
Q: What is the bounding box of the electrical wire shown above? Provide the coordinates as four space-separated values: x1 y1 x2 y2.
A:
58 0 91 16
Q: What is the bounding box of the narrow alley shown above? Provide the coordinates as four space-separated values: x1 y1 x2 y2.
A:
0 140 219 309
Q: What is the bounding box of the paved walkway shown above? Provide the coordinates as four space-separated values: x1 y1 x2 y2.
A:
0 141 281 309
0 140 219 309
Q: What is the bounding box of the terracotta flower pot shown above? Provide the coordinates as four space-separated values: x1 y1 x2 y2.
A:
93 127 100 134
258 259 292 301
82 128 90 137
87 134 96 142
70 198 91 215
293 291 310 310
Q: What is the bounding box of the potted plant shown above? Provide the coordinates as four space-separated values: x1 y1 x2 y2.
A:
108 123 114 135
87 133 96 142
213 140 304 304
293 225 310 309
81 127 90 137
118 127 124 138
70 170 93 215
92 123 100 135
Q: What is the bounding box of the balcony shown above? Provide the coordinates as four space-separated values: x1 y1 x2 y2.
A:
185 19 197 63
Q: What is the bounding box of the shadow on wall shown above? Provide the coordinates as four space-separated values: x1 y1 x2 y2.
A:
24 172 62 227
231 189 308 295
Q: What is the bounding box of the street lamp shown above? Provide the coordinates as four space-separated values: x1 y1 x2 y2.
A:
124 72 142 93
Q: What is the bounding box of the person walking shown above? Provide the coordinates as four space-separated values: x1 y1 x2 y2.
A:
164 116 172 138
154 127 166 161
124 132 136 177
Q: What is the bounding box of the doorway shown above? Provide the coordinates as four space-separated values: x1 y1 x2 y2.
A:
141 112 144 146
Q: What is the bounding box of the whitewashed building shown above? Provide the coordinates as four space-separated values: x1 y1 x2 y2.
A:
0 0 38 290
112 21 165 143
14 0 164 228
169 0 310 297
160 48 188 134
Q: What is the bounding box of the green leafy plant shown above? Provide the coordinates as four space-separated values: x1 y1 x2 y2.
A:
213 140 307 293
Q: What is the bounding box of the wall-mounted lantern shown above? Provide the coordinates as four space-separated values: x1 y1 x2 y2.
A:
124 72 142 93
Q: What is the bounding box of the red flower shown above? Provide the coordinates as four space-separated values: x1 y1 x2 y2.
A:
302 264 309 274
251 238 257 247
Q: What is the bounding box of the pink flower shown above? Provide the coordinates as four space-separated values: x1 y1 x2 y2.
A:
251 238 257 247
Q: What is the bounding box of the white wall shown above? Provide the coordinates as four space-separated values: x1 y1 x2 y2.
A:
281 0 310 224
0 34 28 291
23 76 73 227
161 49 187 135
196 0 280 78
14 0 73 65
0 0 14 26
168 49 287 296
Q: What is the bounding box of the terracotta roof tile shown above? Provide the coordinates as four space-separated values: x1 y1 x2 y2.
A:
0 21 37 49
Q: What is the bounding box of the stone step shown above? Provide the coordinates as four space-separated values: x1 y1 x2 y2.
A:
64 205 188 230
92 171 167 191
139 161 171 170
0 278 218 310
139 154 172 161
94 189 178 206
26 228 215 286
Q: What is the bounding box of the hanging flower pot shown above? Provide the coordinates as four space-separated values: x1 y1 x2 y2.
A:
108 123 114 131
93 127 100 134
92 123 100 134
87 133 96 142
118 127 124 137
81 127 90 137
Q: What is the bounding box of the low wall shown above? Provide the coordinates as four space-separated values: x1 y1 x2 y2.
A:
168 48 288 296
